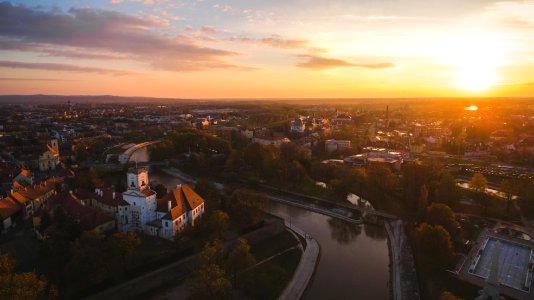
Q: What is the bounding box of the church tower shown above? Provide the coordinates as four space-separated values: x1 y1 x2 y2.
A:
50 139 59 154
127 167 149 191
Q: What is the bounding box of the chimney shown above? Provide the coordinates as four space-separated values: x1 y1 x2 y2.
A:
176 184 182 189
167 200 171 212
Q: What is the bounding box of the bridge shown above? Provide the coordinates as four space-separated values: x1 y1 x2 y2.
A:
118 141 160 164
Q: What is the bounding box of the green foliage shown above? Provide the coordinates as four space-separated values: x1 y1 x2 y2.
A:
65 232 140 283
417 184 429 220
0 254 57 300
226 238 256 287
73 167 103 190
468 173 487 193
426 203 460 238
415 223 454 271
195 179 222 212
208 210 230 240
227 190 268 230
153 183 168 199
436 173 460 207
189 239 233 300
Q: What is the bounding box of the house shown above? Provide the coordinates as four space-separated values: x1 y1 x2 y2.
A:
156 184 205 240
5 177 60 218
325 139 351 154
39 139 60 171
116 167 204 240
35 192 115 235
290 118 306 133
0 197 21 233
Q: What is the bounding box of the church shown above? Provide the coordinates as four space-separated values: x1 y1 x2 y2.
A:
116 167 205 240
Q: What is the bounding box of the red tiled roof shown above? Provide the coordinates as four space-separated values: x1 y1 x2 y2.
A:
47 193 114 231
87 187 125 207
141 189 156 197
159 184 204 220
0 197 21 220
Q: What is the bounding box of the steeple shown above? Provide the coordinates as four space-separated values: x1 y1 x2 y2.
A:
127 167 149 191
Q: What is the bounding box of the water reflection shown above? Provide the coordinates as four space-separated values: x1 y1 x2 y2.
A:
364 224 388 241
327 218 361 244
129 147 150 163
268 202 390 300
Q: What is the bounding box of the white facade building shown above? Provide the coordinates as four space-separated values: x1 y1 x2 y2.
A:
116 167 204 240
38 139 60 171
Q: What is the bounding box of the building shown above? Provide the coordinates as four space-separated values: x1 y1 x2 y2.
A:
5 177 60 219
116 168 205 240
38 139 60 171
325 139 351 154
252 136 291 147
0 196 21 233
290 118 306 133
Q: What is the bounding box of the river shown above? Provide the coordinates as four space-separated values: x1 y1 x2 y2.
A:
269 202 390 300
149 168 391 300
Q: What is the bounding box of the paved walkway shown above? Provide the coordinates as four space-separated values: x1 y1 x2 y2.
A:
385 220 420 300
279 221 320 300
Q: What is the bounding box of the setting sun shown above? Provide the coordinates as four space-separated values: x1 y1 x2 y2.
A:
457 68 498 92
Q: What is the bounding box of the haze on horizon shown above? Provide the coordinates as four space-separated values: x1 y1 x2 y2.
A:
0 0 533 99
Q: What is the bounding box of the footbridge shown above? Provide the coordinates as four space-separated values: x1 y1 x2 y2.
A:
118 141 160 164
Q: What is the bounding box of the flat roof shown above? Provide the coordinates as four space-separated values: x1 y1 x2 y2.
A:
468 238 532 293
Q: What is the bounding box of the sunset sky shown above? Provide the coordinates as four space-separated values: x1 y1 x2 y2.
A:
0 0 533 98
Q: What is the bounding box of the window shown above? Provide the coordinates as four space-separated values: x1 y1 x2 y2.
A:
165 222 168 227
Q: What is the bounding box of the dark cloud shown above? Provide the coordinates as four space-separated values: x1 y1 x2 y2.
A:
0 2 248 72
0 60 133 76
296 55 395 70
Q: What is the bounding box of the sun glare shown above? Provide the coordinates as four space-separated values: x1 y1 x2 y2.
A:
441 34 504 92
457 68 497 92
465 105 478 111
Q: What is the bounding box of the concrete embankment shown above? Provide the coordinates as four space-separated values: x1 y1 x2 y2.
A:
279 221 320 300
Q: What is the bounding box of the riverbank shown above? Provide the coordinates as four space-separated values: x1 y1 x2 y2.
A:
280 221 320 300
385 220 420 300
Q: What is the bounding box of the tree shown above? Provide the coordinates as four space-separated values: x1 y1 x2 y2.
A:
417 184 429 220
426 203 460 238
227 190 268 230
469 173 488 213
0 254 57 299
469 173 487 193
500 179 515 212
200 239 225 266
189 239 233 300
437 173 460 207
437 290 462 300
366 164 398 202
195 179 222 212
225 238 256 287
209 210 230 240
189 264 233 300
153 184 167 199
415 223 454 271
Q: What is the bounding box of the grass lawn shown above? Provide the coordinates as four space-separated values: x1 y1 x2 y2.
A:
250 229 300 261
133 228 303 300
240 247 302 300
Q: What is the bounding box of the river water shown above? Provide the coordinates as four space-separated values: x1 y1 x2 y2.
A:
149 168 391 300
269 202 390 300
